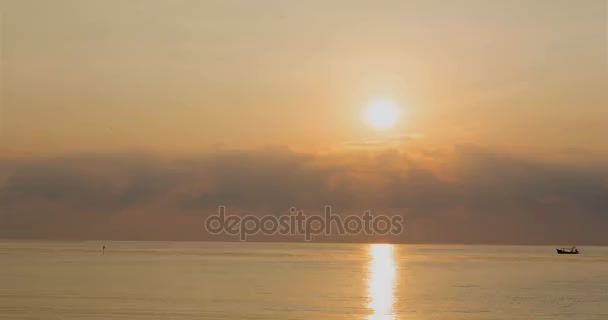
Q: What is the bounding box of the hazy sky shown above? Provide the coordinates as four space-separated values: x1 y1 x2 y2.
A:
0 0 607 243
1 0 606 154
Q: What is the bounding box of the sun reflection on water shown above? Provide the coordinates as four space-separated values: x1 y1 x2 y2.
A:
367 244 396 320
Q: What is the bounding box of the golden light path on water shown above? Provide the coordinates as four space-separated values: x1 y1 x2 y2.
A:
367 244 397 320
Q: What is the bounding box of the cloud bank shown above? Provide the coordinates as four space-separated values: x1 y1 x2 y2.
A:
1 145 607 244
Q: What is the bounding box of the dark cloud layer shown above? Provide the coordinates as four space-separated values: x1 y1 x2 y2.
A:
0 146 607 244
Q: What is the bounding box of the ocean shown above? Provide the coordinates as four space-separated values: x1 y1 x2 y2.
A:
1 241 607 319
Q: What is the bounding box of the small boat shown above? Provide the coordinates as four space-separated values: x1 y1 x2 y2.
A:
556 246 579 254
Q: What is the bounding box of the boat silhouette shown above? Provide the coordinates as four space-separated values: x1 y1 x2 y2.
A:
556 246 579 254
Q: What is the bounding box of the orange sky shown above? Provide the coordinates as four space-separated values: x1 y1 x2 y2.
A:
1 0 606 157
0 0 607 243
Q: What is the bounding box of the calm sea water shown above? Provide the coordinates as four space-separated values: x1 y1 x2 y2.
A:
0 241 607 319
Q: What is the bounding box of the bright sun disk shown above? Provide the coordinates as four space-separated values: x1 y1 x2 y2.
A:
364 100 400 129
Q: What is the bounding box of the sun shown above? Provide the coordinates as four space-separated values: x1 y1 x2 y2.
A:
364 99 400 129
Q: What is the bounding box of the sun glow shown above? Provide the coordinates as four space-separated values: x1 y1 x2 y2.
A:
364 100 400 129
367 244 396 320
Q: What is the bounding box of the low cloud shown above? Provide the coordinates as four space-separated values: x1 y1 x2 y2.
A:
0 145 606 244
